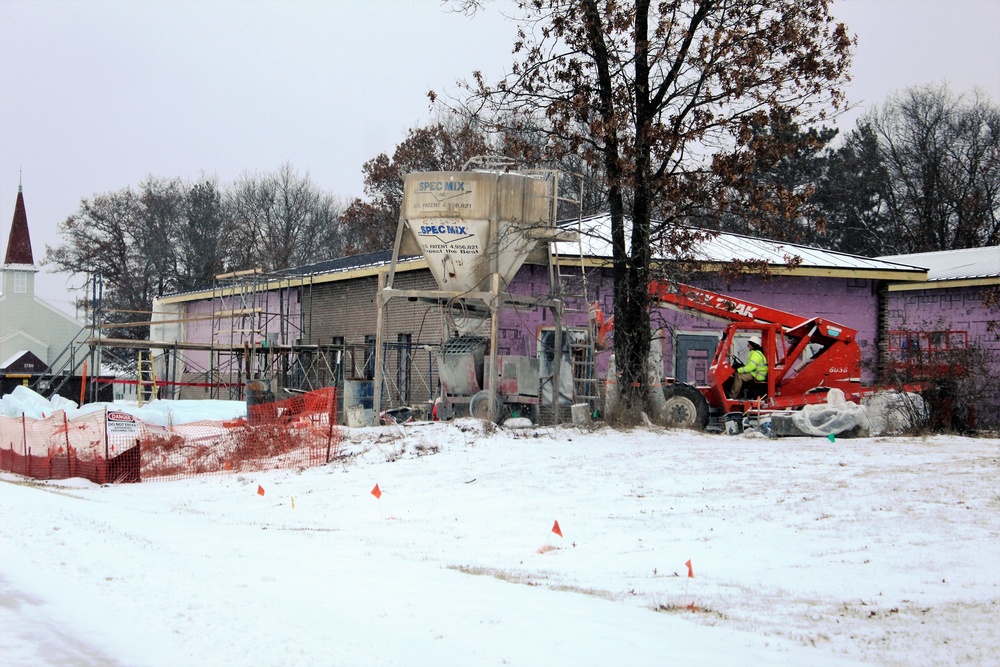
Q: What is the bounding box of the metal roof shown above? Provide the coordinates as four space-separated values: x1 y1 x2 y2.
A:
158 251 423 303
160 216 931 304
880 246 1000 282
555 214 928 276
277 250 399 276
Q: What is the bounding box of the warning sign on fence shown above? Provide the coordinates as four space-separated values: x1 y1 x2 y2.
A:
106 411 140 437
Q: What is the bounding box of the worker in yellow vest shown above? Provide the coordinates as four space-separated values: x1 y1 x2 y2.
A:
730 335 767 399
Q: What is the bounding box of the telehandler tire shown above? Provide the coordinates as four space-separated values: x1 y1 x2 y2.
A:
661 383 710 430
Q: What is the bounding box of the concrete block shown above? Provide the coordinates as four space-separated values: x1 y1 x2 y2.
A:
571 403 591 425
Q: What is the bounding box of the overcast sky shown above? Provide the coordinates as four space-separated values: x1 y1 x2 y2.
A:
2 0 999 315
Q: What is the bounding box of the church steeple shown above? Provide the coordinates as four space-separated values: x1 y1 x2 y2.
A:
4 184 35 266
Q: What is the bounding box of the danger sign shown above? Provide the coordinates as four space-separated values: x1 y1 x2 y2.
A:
106 411 140 436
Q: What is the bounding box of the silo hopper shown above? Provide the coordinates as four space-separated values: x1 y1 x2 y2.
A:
399 170 555 296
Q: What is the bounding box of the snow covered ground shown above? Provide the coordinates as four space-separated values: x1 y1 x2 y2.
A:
2 419 998 666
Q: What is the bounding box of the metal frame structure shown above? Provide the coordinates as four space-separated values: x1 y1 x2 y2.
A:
373 163 596 425
32 269 341 406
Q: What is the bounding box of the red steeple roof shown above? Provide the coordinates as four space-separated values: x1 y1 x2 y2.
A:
4 186 34 266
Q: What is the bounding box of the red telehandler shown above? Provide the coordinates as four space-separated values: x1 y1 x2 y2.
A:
631 282 867 430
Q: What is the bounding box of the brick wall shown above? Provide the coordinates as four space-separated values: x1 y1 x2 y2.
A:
502 268 881 383
885 284 1000 427
306 270 440 345
305 269 443 407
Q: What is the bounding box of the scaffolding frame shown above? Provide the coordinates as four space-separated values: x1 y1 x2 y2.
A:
206 269 311 399
34 268 338 405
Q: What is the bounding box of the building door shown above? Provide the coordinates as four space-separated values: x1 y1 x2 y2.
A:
675 333 720 385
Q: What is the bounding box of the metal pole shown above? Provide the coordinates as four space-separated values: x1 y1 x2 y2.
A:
485 172 502 421
552 302 563 425
372 271 387 425
487 272 501 422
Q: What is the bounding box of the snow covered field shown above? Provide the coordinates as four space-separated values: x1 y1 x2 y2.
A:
2 419 998 666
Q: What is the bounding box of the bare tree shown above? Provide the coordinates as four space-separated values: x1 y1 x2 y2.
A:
137 177 185 298
860 84 1000 253
225 163 344 270
177 178 229 291
48 167 343 346
47 187 158 340
444 0 852 416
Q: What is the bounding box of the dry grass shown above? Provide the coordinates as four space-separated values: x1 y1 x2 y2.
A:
449 564 616 601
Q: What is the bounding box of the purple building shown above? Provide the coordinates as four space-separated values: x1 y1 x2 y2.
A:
154 218 954 424
879 246 1000 428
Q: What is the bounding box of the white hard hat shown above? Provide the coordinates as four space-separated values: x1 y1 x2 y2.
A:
747 335 762 347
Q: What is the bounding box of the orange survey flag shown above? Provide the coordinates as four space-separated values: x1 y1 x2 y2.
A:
371 484 382 499
685 559 694 578
552 520 563 537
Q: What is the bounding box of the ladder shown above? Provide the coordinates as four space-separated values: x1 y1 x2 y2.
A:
137 351 157 406
570 341 601 406
546 171 601 412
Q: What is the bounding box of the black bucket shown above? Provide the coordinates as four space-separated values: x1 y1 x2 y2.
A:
724 412 744 435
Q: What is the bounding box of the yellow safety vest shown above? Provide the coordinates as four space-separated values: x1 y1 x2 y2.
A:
741 348 767 382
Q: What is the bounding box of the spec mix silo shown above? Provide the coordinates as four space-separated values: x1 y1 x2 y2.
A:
400 170 554 294
373 168 576 424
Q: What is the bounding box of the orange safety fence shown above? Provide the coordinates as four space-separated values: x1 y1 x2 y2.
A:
0 388 342 484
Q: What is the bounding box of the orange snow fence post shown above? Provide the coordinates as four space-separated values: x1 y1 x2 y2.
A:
79 360 88 405
257 485 265 496
552 520 563 538
686 559 694 578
